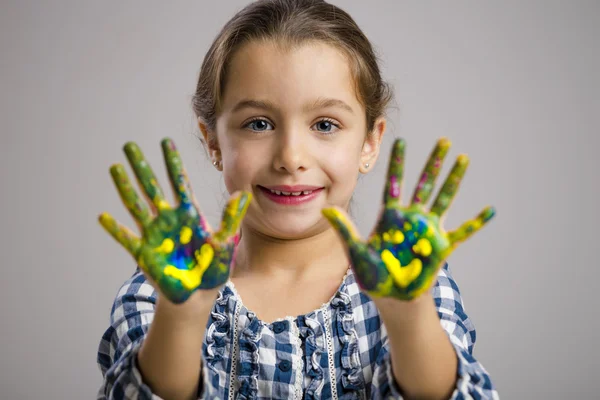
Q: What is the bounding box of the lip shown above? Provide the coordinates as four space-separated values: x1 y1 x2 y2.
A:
262 184 323 192
257 185 324 205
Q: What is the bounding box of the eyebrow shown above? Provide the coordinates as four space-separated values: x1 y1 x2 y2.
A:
231 97 354 114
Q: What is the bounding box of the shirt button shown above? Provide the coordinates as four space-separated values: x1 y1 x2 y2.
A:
273 321 287 334
278 360 292 372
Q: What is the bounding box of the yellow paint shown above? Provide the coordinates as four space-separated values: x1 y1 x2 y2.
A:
194 244 214 269
412 238 432 256
164 243 214 290
393 230 404 243
322 208 359 240
155 238 175 254
372 274 394 298
426 223 435 236
381 249 422 288
383 230 404 244
157 199 170 210
457 154 469 163
225 196 241 218
404 222 412 231
180 227 192 245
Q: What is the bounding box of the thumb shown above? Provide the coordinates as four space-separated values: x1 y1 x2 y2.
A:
323 207 382 291
214 191 252 242
322 206 362 248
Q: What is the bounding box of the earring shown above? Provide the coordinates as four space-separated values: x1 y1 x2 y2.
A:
364 163 369 168
212 161 218 166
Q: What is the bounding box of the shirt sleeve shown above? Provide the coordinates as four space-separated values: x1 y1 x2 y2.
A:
96 267 162 399
96 267 218 400
370 263 499 399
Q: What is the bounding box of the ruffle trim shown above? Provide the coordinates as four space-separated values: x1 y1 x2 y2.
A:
204 286 234 372
204 267 362 399
332 269 364 395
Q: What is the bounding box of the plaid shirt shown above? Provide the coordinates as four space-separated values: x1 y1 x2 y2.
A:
97 263 498 399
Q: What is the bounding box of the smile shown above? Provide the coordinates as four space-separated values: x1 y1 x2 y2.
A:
267 189 313 196
257 185 324 205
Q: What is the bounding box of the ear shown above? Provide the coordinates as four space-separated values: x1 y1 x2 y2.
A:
359 116 386 174
198 117 222 169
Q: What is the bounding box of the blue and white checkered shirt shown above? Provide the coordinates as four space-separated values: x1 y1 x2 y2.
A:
97 263 498 399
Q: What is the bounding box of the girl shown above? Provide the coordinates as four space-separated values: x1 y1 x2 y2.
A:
97 0 498 399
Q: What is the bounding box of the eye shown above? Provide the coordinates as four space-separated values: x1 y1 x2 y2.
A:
312 118 340 134
244 118 273 132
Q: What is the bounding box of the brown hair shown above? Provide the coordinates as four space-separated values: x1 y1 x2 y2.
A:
192 0 394 144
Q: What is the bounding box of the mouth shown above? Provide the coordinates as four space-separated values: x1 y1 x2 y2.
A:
257 185 324 205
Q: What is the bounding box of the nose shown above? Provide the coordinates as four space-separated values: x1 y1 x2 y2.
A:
272 126 308 173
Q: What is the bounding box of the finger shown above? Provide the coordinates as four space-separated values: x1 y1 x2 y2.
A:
383 138 406 207
322 206 363 247
98 212 142 257
110 164 153 228
430 154 469 217
411 137 451 207
322 207 384 290
123 142 170 213
213 191 253 242
161 138 205 219
447 206 496 245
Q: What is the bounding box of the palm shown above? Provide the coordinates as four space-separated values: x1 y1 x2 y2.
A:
323 138 495 301
134 206 234 304
99 138 251 304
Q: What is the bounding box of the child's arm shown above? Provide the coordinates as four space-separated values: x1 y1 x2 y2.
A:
136 287 218 400
97 138 251 399
373 290 458 399
370 263 498 399
96 268 218 400
323 138 498 398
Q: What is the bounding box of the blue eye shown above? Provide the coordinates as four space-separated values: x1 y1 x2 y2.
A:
243 117 340 134
245 118 273 132
313 118 340 134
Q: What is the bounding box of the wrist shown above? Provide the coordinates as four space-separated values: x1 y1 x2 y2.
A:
156 287 220 324
373 292 437 330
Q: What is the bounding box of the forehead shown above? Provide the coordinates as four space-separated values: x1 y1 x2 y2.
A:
221 40 361 113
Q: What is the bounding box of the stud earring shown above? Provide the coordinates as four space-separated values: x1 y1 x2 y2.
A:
213 161 218 166
364 163 369 168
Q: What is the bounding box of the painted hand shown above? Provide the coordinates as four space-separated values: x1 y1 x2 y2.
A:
322 138 495 301
98 138 251 304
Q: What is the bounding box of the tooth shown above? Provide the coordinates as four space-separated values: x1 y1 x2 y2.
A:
281 191 291 195
292 192 301 196
275 190 282 195
302 191 312 195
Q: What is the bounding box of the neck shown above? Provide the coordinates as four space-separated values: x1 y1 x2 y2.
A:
231 223 350 282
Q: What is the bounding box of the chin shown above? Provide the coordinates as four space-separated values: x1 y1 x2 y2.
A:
252 213 327 240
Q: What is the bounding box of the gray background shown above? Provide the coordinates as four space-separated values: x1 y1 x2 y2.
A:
1 0 598 398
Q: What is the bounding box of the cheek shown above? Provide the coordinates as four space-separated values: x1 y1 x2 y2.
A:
323 144 361 188
222 146 261 192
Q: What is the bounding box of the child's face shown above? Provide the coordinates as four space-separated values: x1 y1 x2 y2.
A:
202 40 384 239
